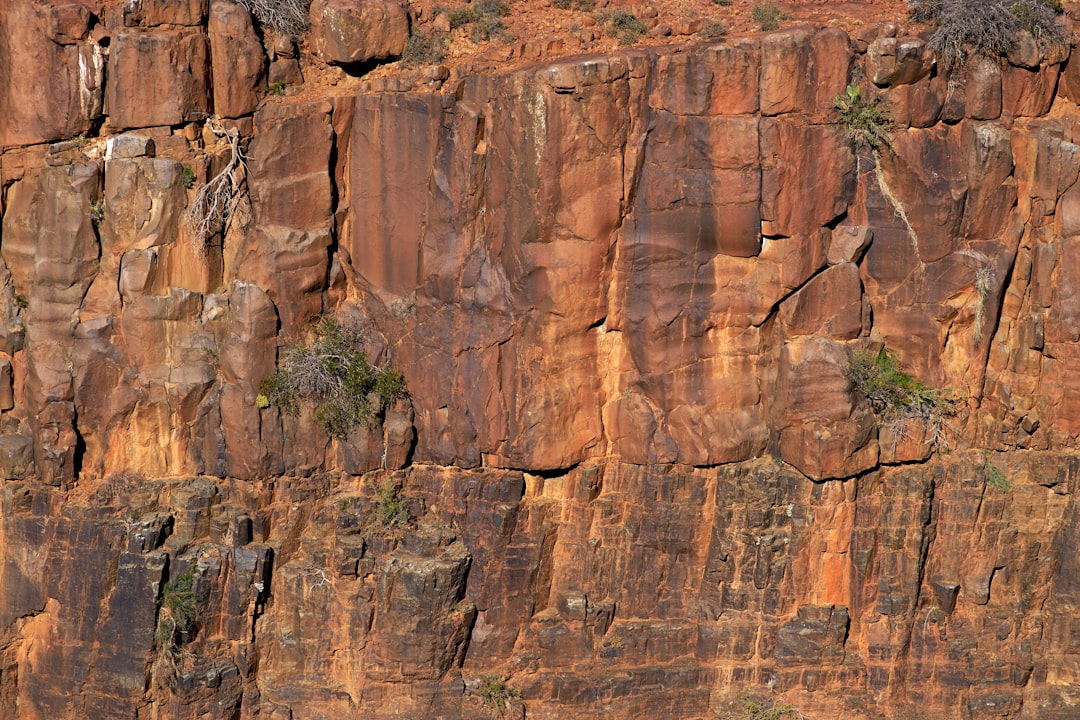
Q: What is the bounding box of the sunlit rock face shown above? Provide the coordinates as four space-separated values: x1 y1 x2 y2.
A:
2 6 1080 718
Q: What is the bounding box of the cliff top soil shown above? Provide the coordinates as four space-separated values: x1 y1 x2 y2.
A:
276 0 913 100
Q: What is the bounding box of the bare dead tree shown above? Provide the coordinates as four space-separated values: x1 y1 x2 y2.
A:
236 0 311 37
186 118 248 254
910 0 1065 68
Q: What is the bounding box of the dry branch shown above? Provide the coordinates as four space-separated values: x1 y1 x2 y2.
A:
186 118 248 254
236 0 311 37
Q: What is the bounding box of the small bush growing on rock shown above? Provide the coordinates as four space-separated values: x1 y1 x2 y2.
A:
908 0 1064 68
697 21 728 38
751 3 789 31
553 0 596 10
235 0 311 37
374 478 409 529
260 315 407 438
848 347 956 435
476 675 522 717
723 694 806 720
595 9 648 44
834 85 895 153
984 452 1011 492
89 199 104 229
403 29 449 66
448 0 512 41
156 564 199 653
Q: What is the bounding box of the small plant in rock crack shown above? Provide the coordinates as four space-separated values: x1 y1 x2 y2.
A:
848 347 957 441
259 315 407 438
984 452 1011 492
156 564 199 653
89 199 104 229
374 478 409 529
476 675 522 718
180 165 197 189
834 84 895 154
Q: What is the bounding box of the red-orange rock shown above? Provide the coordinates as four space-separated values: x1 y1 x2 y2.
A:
0 4 104 148
106 30 211 130
309 0 410 65
208 0 266 118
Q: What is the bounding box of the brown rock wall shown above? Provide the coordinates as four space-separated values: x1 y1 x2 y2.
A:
2 12 1080 720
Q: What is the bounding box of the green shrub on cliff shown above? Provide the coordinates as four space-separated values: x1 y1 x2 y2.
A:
834 85 894 153
595 9 648 44
156 564 198 652
403 29 448 66
260 315 406 438
751 3 790 31
731 695 806 719
476 675 521 717
908 0 1064 67
848 347 956 433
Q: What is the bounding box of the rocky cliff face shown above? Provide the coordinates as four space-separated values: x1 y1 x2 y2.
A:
3 2 1080 718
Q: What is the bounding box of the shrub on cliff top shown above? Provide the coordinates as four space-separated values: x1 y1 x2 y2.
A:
909 0 1064 67
403 29 449 66
259 315 407 438
751 3 790 31
595 9 648 44
236 0 311 37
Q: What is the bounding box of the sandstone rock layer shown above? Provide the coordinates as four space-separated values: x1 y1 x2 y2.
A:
1 7 1080 719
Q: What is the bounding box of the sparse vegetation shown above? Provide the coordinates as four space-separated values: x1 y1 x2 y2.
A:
89 199 104 228
235 0 311 37
712 0 734 6
908 0 1065 68
180 165 196 189
697 21 728 38
447 0 512 42
553 0 596 10
984 453 1011 492
751 2 789 30
476 675 522 718
403 29 449 66
835 84 895 153
259 315 407 438
374 478 408 529
848 347 956 436
156 564 199 653
723 694 806 720
595 9 648 44
267 80 287 96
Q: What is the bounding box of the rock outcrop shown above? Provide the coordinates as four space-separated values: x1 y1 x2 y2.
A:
2 4 1080 719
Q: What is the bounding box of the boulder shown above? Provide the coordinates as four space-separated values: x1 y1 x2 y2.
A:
309 0 409 65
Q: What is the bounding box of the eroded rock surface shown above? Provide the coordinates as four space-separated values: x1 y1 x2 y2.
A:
1 7 1080 719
